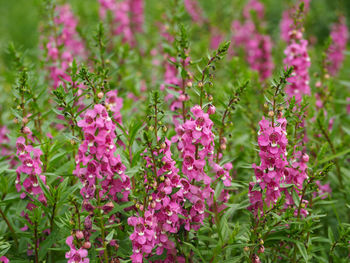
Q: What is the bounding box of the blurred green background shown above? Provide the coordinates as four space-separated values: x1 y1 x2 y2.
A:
0 0 350 71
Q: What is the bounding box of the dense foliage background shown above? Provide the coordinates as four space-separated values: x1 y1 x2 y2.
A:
0 0 350 262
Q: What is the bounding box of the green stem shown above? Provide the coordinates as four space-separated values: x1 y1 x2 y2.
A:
97 189 109 262
0 207 18 249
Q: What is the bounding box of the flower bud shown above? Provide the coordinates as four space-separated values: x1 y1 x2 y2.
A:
220 144 226 150
207 105 216 115
244 246 249 252
179 94 187 102
102 201 114 213
84 216 92 230
23 126 31 134
258 245 265 253
198 81 203 88
75 230 84 240
186 81 192 88
268 111 274 117
97 92 104 99
302 153 309 163
83 241 91 249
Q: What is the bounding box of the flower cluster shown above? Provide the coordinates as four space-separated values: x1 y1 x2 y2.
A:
98 0 144 46
284 150 310 217
314 180 332 199
283 27 311 102
15 137 46 203
231 0 274 81
280 0 311 42
128 139 187 262
184 0 205 26
65 235 89 263
326 16 349 76
74 103 130 204
249 117 288 214
175 105 215 184
0 126 10 157
46 4 86 89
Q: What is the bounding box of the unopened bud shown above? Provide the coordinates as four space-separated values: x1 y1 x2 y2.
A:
23 126 31 134
268 111 274 117
97 92 104 99
151 201 156 208
22 117 28 124
186 81 192 88
198 82 203 88
302 153 309 163
258 245 265 253
244 246 249 252
76 231 84 240
83 241 91 249
179 94 187 101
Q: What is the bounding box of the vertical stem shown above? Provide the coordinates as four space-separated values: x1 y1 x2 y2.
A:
97 188 109 262
317 119 344 189
34 221 39 263
0 207 18 248
181 59 187 121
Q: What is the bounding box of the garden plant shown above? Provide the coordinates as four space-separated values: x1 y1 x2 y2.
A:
0 0 350 262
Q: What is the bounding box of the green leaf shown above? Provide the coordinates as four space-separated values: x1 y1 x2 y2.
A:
318 148 350 164
105 229 115 242
296 241 308 262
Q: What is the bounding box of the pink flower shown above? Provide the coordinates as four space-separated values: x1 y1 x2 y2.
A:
74 103 130 217
326 16 348 76
15 137 46 202
284 35 311 102
249 117 288 214
98 0 144 46
0 256 9 263
314 181 332 199
65 236 90 263
184 0 205 26
231 1 274 80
